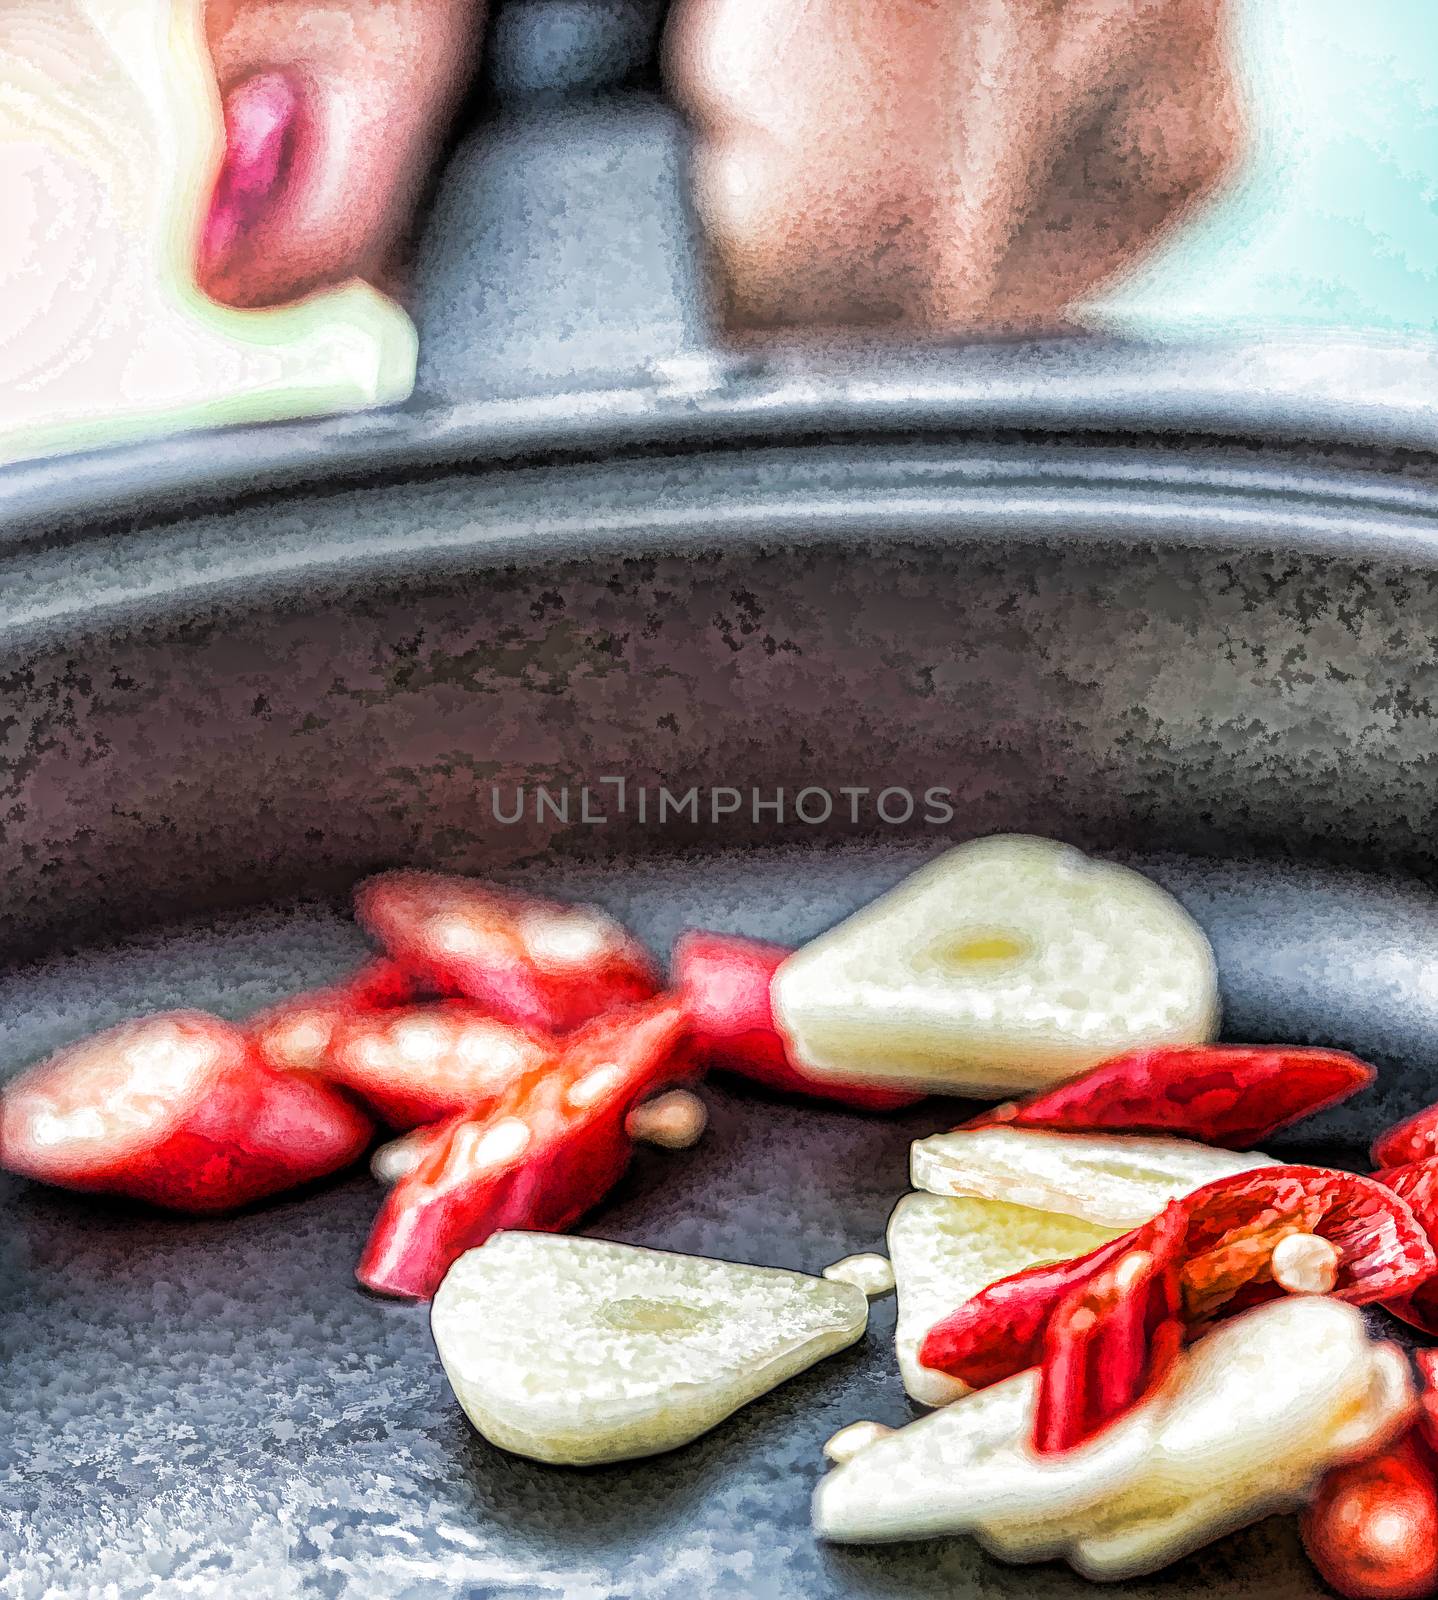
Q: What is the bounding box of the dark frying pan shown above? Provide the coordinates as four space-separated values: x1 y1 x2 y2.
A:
6 4 1438 1595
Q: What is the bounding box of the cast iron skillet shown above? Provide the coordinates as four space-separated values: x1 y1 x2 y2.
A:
6 4 1438 1595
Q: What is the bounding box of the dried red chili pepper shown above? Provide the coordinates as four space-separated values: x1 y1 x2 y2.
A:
969 1043 1374 1148
1032 1205 1186 1455
920 1165 1434 1391
1372 1159 1438 1335
0 1012 373 1212
1179 1165 1436 1331
673 930 921 1111
1179 1165 1434 1323
327 1004 551 1129
919 1206 1185 1389
356 871 660 1035
1302 1437 1438 1600
1375 1104 1438 1172
355 994 692 1299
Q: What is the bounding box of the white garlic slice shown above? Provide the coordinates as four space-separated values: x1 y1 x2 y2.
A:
823 1420 893 1464
772 836 1218 1097
431 1232 868 1466
986 1298 1413 1577
815 1296 1414 1585
813 1367 1158 1545
910 1126 1276 1230
0 0 414 468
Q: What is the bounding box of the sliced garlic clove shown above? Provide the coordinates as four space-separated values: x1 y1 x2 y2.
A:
431 1232 868 1466
887 1192 1120 1406
1133 1297 1411 1506
772 836 1218 1097
1064 1339 1413 1581
812 1367 1157 1545
817 1296 1412 1573
910 1126 1276 1230
979 1298 1415 1580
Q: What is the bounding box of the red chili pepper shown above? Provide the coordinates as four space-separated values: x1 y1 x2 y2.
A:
327 1004 551 1129
1375 1104 1438 1172
356 872 660 1035
1032 1204 1186 1454
968 1044 1374 1148
250 992 353 1077
250 958 445 1077
355 994 692 1299
1302 1437 1438 1600
1373 1160 1438 1334
672 930 921 1111
919 1224 1159 1389
0 1012 373 1212
920 1165 1434 1391
1178 1166 1435 1323
340 956 443 1010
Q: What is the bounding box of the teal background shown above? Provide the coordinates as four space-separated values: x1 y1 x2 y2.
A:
1087 0 1438 337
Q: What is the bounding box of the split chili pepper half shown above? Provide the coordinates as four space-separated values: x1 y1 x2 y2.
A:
919 1221 1167 1390
0 1011 373 1212
356 871 660 1035
1177 1165 1435 1325
326 1003 551 1129
968 1043 1375 1149
673 930 921 1111
250 957 445 1076
1302 1437 1438 1600
1032 1202 1187 1454
1373 1159 1438 1335
1375 1102 1438 1172
356 994 694 1299
920 1165 1434 1392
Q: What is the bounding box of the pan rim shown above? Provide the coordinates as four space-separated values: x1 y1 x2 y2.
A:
4 432 1438 656
4 333 1438 548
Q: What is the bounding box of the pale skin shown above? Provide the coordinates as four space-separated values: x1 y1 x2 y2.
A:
200 0 1241 332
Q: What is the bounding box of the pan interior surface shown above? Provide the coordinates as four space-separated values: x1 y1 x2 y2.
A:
2 838 1429 1599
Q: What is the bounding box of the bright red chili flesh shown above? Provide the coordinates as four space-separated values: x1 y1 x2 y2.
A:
356 995 694 1299
1032 1204 1186 1454
326 1003 551 1129
969 1043 1374 1148
1375 1102 1438 1172
1303 1438 1438 1600
673 929 920 1111
0 1011 373 1212
1373 1158 1438 1334
355 871 660 1035
920 1165 1434 1392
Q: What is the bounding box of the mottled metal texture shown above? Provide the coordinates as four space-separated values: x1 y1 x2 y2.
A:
4 436 1438 960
